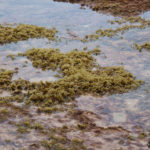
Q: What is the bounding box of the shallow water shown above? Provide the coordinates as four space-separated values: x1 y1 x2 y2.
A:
0 0 150 149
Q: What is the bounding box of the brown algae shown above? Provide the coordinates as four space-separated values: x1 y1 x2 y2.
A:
0 24 57 44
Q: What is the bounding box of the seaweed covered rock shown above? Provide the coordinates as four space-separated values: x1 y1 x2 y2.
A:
0 24 57 44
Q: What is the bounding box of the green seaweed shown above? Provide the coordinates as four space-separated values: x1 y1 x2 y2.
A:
82 17 150 41
0 24 57 44
0 108 9 122
16 120 44 134
126 134 134 141
0 48 143 111
37 106 59 114
17 126 30 134
109 16 150 25
41 133 86 150
7 54 15 60
22 48 142 107
134 42 150 52
77 124 88 130
0 69 14 89
138 132 147 139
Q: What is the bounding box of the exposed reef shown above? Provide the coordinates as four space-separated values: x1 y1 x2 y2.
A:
54 0 150 17
0 24 57 44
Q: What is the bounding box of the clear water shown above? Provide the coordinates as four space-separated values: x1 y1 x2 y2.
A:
0 0 150 132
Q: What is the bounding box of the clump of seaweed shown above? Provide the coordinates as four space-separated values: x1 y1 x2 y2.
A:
109 16 150 25
15 118 87 149
138 132 147 139
16 120 44 134
0 48 143 111
82 24 149 42
134 42 150 52
7 54 15 60
0 108 9 122
20 48 142 106
0 24 57 44
17 126 30 134
0 69 14 89
82 17 150 42
41 133 86 150
37 106 59 114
